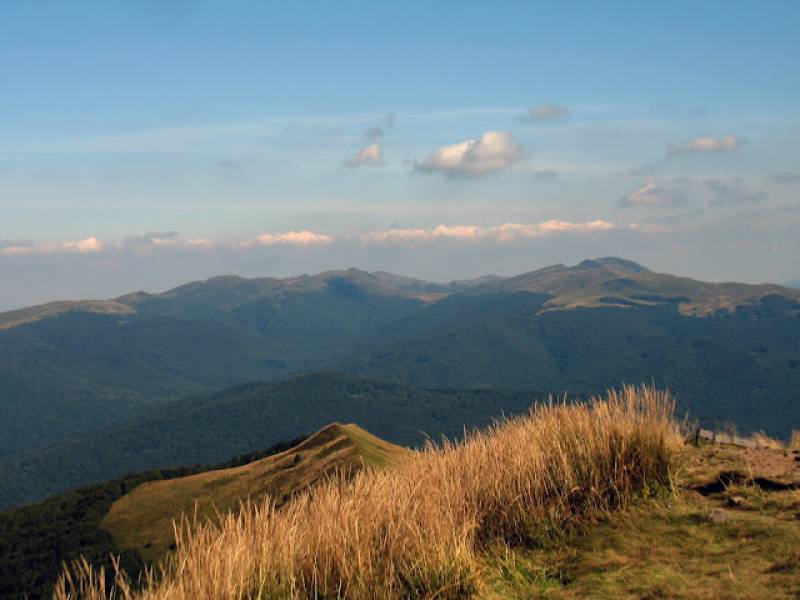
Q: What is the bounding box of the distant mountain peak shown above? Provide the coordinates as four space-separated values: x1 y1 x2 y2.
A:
205 274 248 284
577 257 650 274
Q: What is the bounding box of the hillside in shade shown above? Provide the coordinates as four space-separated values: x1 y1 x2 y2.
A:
0 374 537 509
1 258 799 504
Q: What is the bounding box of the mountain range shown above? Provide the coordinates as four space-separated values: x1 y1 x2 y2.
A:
2 257 799 508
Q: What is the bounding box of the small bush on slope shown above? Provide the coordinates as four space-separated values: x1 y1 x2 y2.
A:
55 385 680 600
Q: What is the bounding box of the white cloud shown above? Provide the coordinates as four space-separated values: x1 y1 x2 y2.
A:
527 103 571 122
0 233 213 257
0 240 36 256
620 180 690 207
667 134 744 157
59 237 104 254
122 232 214 252
344 143 384 169
414 131 524 177
251 230 334 246
362 224 482 244
2 220 664 259
705 178 767 205
361 220 655 245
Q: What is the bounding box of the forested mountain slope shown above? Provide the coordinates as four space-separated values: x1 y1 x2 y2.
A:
1 258 798 471
0 374 537 508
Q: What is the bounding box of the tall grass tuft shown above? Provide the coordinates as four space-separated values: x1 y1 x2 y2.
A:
790 430 800 451
750 431 785 450
55 385 681 600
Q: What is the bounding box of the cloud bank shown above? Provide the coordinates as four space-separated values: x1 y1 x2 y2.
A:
0 237 105 256
413 131 524 177
0 220 664 258
361 220 661 244
667 134 743 157
249 230 334 246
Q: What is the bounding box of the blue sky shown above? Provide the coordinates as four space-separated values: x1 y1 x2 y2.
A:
1 1 799 308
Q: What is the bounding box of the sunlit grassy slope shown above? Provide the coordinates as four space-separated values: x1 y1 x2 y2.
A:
57 389 800 600
58 385 682 599
0 437 307 600
100 423 408 562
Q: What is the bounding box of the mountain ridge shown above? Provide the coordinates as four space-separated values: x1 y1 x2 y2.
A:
2 257 799 482
3 258 799 331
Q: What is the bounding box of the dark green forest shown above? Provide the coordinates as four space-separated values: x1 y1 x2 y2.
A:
0 375 540 508
2 259 799 505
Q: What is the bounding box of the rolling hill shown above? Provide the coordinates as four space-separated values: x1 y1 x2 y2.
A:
0 424 405 600
101 423 408 562
2 257 799 484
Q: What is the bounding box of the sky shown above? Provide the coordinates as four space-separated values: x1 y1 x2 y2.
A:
1 1 799 310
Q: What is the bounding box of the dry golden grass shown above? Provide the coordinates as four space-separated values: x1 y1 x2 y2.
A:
55 385 681 600
751 431 786 450
790 430 800 451
100 423 408 563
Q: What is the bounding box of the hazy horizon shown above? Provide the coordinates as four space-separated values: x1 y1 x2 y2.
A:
2 251 797 313
2 2 799 309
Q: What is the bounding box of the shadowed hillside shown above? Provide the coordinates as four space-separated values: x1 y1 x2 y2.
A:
2 259 799 485
0 374 538 509
0 269 435 459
